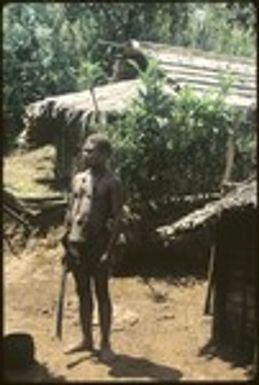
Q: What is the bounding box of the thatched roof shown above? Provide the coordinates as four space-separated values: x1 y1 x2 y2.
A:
16 41 256 189
141 42 256 109
156 178 256 242
29 42 255 116
19 41 255 147
27 79 141 118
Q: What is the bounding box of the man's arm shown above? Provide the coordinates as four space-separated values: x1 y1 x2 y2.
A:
62 174 78 241
64 195 72 230
102 178 124 262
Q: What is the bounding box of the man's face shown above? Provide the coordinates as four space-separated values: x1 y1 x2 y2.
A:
81 139 105 168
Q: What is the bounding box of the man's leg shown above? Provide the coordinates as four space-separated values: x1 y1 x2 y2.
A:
65 270 94 353
77 272 94 348
94 267 114 360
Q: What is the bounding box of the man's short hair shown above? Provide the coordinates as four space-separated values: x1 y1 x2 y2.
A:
86 133 112 157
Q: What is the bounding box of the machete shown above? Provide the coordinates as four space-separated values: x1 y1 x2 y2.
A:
55 258 69 339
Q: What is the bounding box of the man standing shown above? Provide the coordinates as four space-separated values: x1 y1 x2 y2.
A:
63 133 123 362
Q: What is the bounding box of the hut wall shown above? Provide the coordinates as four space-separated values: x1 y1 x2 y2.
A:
212 206 256 362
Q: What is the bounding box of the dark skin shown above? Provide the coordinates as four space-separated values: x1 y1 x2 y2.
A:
63 135 123 361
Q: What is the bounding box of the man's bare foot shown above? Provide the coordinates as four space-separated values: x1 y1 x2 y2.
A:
99 346 116 363
64 340 94 355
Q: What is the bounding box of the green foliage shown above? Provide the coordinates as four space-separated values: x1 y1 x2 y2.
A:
232 107 256 181
181 3 256 56
3 3 79 149
76 62 107 91
226 2 256 31
103 61 254 219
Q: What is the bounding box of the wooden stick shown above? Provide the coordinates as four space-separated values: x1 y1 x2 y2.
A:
4 234 17 257
3 204 32 231
55 260 69 339
204 244 216 315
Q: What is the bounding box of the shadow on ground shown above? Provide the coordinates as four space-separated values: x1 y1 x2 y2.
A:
65 352 182 381
199 338 252 368
108 353 182 381
4 362 66 383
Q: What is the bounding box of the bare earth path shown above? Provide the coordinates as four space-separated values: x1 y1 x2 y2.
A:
4 231 249 382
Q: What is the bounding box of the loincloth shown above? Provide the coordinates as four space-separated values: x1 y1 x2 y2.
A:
66 231 109 274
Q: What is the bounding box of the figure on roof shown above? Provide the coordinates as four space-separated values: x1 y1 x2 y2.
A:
111 39 149 81
111 39 181 92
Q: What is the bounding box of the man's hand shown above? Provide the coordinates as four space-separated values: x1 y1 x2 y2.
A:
99 253 110 268
61 232 69 248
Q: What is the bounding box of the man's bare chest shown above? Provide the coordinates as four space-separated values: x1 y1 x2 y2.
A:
72 173 110 215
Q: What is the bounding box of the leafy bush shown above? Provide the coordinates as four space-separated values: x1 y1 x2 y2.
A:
102 61 254 220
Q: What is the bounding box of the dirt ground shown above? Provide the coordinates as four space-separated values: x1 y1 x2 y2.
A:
4 228 250 383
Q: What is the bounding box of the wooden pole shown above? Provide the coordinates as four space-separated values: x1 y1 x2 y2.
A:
204 244 216 315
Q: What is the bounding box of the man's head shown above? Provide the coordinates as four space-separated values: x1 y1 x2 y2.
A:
124 39 140 55
81 133 112 168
